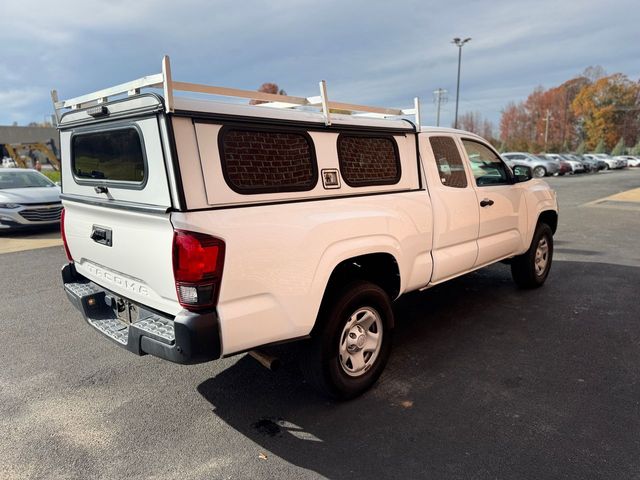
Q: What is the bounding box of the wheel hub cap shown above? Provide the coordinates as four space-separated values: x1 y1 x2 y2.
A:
339 307 383 377
535 237 549 276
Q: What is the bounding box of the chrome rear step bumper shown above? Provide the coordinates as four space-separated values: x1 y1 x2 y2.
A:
62 263 221 364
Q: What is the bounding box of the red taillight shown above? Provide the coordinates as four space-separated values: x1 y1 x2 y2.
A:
172 230 225 310
60 208 73 262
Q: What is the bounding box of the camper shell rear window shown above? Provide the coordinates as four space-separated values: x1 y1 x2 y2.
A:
71 127 146 186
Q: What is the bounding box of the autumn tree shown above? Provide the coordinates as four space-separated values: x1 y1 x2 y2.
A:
249 83 287 105
571 74 640 150
457 111 496 143
500 101 531 151
500 69 639 153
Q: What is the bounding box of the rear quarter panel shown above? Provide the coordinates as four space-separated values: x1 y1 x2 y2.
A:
171 191 432 355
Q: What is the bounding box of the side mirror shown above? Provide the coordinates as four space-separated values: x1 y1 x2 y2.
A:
513 165 533 182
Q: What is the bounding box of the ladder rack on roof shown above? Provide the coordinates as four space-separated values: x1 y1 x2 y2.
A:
51 56 421 130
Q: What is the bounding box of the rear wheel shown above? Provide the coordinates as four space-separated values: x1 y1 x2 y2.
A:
300 281 393 399
511 223 553 289
533 166 546 178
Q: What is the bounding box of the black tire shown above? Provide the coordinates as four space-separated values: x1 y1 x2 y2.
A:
533 166 547 178
300 281 393 399
511 223 553 289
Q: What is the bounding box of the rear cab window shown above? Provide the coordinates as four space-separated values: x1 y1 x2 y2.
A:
72 127 146 187
429 136 468 188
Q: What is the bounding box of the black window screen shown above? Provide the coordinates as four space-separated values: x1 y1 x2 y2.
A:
429 136 468 188
72 128 145 183
219 128 317 194
337 135 400 187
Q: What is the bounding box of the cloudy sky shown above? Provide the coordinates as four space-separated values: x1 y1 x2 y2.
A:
1 0 638 128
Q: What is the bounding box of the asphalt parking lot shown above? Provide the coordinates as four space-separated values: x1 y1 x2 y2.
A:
1 170 639 479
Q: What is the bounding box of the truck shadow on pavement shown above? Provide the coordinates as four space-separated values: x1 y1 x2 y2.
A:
197 260 640 479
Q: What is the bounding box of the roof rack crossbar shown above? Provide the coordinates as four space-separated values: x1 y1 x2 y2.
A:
52 55 422 129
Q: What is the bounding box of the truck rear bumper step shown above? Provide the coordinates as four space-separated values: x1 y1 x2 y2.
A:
62 263 221 364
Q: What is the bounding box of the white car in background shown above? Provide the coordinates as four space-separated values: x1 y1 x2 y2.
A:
584 154 618 170
615 156 640 167
0 169 62 230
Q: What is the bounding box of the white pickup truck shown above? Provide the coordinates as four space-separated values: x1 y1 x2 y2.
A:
55 58 557 398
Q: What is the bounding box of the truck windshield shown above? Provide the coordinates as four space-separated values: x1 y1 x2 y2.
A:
0 170 55 189
72 128 145 183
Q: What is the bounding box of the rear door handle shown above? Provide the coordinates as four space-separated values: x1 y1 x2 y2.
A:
480 198 494 207
91 225 112 247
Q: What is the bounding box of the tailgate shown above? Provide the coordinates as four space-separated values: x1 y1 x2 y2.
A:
59 106 180 315
63 201 179 315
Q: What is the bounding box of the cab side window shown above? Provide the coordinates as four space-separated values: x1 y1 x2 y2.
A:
429 136 467 188
462 139 510 186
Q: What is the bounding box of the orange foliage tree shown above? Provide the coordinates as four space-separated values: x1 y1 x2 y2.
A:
249 83 287 105
571 74 640 151
499 68 639 153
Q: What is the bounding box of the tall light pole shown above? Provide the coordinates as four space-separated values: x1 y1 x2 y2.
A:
452 37 471 129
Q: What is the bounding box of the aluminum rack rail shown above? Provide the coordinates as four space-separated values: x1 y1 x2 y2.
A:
52 55 421 129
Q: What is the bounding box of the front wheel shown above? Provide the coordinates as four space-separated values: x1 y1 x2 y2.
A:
300 281 393 399
533 166 547 178
511 223 554 289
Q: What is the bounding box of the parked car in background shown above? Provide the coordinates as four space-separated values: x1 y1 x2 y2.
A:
615 156 640 167
571 154 605 171
561 154 596 173
584 154 619 170
501 152 559 178
544 153 585 173
0 169 62 230
538 154 572 175
562 154 592 172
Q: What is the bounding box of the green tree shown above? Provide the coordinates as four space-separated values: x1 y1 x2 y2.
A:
575 141 586 154
632 140 640 156
611 138 626 156
594 138 607 153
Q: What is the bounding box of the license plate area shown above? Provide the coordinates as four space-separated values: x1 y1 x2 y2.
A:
109 295 139 324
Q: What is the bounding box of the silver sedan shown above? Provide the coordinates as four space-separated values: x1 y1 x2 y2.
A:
0 169 62 230
502 152 560 178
